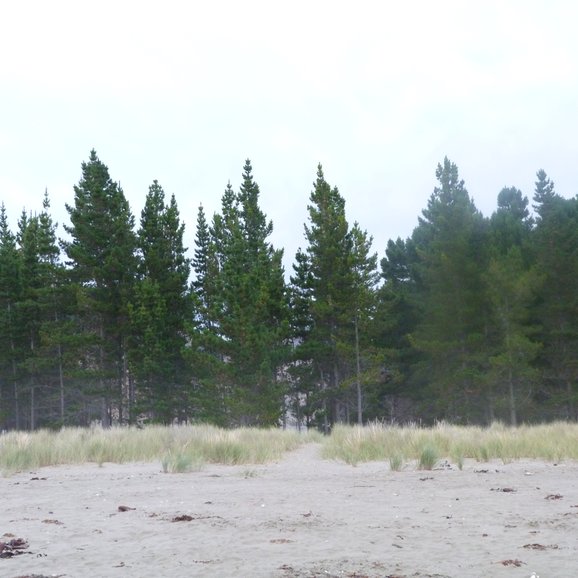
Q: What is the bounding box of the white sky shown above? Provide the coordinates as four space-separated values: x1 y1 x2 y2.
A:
2 0 578 272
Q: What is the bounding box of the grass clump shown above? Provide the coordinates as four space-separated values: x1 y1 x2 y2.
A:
389 454 404 472
418 444 439 470
161 451 204 474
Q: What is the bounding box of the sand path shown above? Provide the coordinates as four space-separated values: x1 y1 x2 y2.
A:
2 442 577 577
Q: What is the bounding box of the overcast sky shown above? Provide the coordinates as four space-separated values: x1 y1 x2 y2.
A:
2 0 578 272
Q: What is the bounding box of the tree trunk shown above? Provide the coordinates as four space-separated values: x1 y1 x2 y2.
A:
30 385 35 431
508 365 517 427
354 316 363 425
58 341 65 423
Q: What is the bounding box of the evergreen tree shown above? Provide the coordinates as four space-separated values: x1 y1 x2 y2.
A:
532 174 578 419
370 237 422 422
287 248 317 428
532 169 556 221
191 204 216 331
293 165 357 429
0 204 22 429
16 211 43 429
411 157 490 422
34 191 72 426
347 222 380 424
62 150 137 425
189 204 224 421
193 162 290 425
129 181 191 423
485 247 541 425
491 187 533 256
13 193 68 429
484 186 539 423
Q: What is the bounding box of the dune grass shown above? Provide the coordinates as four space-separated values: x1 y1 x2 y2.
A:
2 421 576 476
321 421 578 467
0 424 320 476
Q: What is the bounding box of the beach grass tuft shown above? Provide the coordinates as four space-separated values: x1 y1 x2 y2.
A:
418 444 439 470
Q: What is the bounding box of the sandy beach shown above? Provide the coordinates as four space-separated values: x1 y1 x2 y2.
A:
2 443 577 577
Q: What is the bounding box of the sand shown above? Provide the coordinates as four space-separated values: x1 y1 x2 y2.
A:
1 443 577 578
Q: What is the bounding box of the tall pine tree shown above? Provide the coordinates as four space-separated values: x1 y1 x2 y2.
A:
192 161 289 426
62 150 137 425
532 171 578 419
129 180 191 423
411 157 490 422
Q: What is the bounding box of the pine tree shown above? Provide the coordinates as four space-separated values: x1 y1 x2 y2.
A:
533 169 556 221
411 157 490 422
485 186 539 423
191 204 217 331
371 237 422 422
288 248 317 428
0 204 22 429
16 211 43 429
485 247 541 425
34 191 71 426
532 174 578 419
62 150 137 425
347 223 380 424
294 165 355 429
491 187 533 255
129 181 191 423
194 162 290 426
11 194 67 429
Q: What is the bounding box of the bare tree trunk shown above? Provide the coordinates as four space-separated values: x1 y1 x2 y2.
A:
58 341 65 423
320 369 329 434
30 385 35 431
508 366 517 427
354 316 363 425
12 358 19 430
567 380 576 421
8 302 20 429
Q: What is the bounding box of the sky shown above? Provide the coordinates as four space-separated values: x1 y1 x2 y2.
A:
2 0 578 272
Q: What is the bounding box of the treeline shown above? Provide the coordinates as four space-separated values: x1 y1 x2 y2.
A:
1 151 577 431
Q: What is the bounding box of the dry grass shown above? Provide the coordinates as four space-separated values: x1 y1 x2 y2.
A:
321 421 578 467
0 424 320 476
2 421 576 476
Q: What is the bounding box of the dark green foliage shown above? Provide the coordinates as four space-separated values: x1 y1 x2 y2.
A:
409 158 490 421
290 165 380 429
531 175 578 419
0 204 22 428
191 161 290 426
62 150 138 425
128 181 191 423
2 153 578 430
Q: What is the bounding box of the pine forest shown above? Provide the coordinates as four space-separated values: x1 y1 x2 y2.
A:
1 151 577 431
